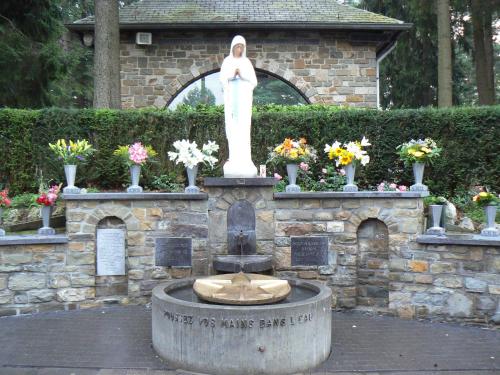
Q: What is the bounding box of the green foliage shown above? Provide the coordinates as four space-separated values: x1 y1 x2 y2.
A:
254 73 308 105
148 173 184 192
0 106 498 197
423 195 447 206
9 193 39 209
358 0 485 108
182 84 216 106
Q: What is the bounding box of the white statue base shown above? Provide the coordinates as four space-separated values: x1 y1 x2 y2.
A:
223 159 257 178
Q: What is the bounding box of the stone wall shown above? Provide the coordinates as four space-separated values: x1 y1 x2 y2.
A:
0 194 208 315
0 190 498 325
205 185 275 270
389 242 500 324
273 195 424 311
119 30 378 109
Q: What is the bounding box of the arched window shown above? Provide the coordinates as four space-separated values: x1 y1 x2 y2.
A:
167 70 308 109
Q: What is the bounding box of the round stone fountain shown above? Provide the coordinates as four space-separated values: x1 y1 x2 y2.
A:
152 275 332 375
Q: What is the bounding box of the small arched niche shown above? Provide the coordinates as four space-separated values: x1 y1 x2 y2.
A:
96 216 128 297
356 219 389 308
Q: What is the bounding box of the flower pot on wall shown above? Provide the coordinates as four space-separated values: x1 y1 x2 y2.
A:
480 205 499 237
410 162 428 191
185 165 200 194
343 163 358 192
426 204 445 235
0 207 5 236
127 165 143 193
285 164 301 193
38 205 55 235
63 164 80 194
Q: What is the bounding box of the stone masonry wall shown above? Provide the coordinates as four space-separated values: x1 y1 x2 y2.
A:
389 243 500 324
119 30 378 108
205 186 274 272
0 197 208 315
273 197 424 311
0 192 498 325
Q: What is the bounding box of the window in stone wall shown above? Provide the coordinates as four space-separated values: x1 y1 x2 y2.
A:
167 71 308 109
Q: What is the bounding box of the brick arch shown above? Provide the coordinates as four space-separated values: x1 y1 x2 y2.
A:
82 204 140 233
164 66 312 108
347 209 399 235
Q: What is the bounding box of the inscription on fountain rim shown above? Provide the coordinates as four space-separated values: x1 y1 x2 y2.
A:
162 309 313 329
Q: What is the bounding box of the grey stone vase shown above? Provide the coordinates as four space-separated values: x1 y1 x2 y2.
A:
0 207 5 236
426 204 445 235
343 163 358 192
63 164 80 194
410 162 428 191
127 164 143 193
285 163 301 192
38 205 55 235
481 205 499 237
185 165 200 194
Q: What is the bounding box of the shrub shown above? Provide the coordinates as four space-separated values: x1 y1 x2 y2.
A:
0 105 498 196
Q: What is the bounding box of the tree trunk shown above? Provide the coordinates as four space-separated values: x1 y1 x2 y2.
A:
471 0 496 105
437 0 453 107
93 0 121 109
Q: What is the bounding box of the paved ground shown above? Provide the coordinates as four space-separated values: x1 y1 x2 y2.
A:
0 306 498 375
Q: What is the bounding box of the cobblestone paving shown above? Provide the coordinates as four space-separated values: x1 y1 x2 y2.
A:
0 306 498 375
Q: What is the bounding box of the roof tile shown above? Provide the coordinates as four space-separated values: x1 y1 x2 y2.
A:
74 0 404 26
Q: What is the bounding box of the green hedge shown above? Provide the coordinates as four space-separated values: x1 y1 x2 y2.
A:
1 105 499 196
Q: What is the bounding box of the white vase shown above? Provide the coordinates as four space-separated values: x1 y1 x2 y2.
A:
410 162 428 191
343 163 358 192
127 164 143 193
481 205 499 237
63 164 80 194
185 165 200 194
38 205 55 235
426 204 445 235
0 207 5 236
285 164 301 193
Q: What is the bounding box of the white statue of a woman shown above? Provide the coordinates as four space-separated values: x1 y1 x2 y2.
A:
219 35 258 178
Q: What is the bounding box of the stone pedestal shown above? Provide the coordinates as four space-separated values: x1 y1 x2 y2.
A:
204 178 277 273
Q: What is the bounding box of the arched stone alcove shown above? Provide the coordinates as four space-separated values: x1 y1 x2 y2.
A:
356 219 389 308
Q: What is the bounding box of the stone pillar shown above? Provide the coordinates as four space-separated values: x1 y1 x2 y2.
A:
204 178 277 274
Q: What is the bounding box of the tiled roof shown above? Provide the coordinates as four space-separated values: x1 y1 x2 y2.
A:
71 0 407 28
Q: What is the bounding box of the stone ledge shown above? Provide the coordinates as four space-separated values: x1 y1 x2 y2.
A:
274 191 429 199
417 234 500 247
0 234 69 246
63 192 208 200
204 177 278 187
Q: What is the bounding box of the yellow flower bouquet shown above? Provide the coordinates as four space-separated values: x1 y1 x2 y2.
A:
324 137 371 167
268 138 317 164
397 138 441 165
472 192 498 207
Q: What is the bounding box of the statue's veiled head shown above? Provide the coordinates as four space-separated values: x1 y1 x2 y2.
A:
230 35 247 58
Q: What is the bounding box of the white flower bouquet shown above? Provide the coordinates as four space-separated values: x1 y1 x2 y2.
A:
168 139 219 169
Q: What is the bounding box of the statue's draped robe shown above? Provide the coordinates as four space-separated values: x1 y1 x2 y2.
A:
220 35 258 178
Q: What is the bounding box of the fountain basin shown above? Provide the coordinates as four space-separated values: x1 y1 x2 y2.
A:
213 254 273 273
152 278 332 375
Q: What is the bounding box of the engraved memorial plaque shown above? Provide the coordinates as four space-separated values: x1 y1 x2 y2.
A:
96 228 126 276
155 237 192 267
291 236 329 266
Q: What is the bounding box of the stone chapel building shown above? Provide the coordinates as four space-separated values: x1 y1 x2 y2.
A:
68 0 410 109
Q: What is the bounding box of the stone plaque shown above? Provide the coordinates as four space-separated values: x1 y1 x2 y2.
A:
96 228 126 276
155 237 192 267
291 236 329 266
